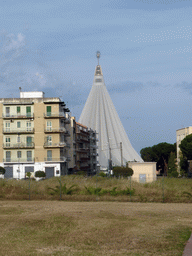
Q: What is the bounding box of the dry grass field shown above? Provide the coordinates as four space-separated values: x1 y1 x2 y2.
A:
0 176 192 203
0 201 192 256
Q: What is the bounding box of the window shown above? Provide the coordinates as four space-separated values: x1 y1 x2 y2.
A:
95 79 102 83
47 150 52 161
27 151 32 161
26 136 32 147
26 122 31 131
26 106 31 117
5 137 10 147
47 121 52 131
17 122 21 128
17 135 21 143
17 151 21 159
6 151 11 162
46 135 52 146
46 106 51 117
17 106 20 114
5 122 10 132
5 107 10 117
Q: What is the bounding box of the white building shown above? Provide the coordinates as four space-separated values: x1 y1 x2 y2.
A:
79 52 143 169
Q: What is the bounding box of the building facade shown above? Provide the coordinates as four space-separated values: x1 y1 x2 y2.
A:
176 127 192 163
76 122 98 175
0 91 70 179
66 116 76 170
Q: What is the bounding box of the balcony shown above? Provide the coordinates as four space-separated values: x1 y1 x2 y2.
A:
77 136 89 142
66 142 70 148
80 162 90 167
44 142 67 148
64 130 70 136
44 157 66 162
76 147 90 151
3 142 35 149
3 158 34 163
44 128 67 133
2 113 34 119
64 117 70 124
3 128 35 134
44 112 65 118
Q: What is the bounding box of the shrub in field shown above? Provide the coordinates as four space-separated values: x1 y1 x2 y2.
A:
98 172 107 177
35 171 46 178
76 171 86 176
113 166 133 177
109 187 135 196
84 186 135 196
0 166 6 175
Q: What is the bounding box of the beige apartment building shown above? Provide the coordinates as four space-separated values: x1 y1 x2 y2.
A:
0 91 70 179
176 126 192 163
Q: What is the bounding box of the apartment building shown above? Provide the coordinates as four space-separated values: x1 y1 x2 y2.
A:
89 128 98 174
65 116 76 170
176 126 192 163
76 122 98 175
0 91 70 179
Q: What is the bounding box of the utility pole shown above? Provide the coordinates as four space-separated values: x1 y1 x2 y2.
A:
120 142 123 167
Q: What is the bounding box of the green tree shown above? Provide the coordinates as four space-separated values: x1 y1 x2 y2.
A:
179 134 192 160
140 142 176 175
167 152 178 177
179 153 188 177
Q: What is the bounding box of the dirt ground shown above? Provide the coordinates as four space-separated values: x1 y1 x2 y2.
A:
0 201 192 255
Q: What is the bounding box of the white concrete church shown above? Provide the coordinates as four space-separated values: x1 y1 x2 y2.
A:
79 52 143 170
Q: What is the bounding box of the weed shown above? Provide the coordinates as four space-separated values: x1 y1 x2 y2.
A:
84 186 102 195
182 191 192 198
48 179 78 195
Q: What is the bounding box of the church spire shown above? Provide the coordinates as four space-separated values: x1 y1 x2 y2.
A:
96 51 100 65
79 52 143 169
95 51 103 76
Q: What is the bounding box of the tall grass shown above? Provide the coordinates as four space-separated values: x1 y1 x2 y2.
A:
0 176 192 202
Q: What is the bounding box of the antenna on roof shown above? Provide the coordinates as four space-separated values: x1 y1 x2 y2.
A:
19 87 22 92
96 51 100 65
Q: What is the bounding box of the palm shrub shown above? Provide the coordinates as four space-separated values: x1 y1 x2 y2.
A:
48 179 78 195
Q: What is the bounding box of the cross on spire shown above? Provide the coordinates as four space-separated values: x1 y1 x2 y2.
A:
96 51 100 65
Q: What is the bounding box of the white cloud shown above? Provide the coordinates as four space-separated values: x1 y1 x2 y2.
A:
3 33 25 52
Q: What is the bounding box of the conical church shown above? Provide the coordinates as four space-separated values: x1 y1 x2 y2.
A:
79 52 143 169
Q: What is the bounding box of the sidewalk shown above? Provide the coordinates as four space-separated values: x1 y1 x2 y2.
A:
183 234 192 256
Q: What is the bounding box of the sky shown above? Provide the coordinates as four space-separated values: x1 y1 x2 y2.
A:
1 0 192 155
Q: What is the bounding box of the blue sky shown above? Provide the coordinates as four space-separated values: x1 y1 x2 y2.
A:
1 0 192 154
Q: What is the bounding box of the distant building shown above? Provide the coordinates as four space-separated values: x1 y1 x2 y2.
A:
66 116 76 171
76 122 98 175
0 91 70 179
176 126 192 163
